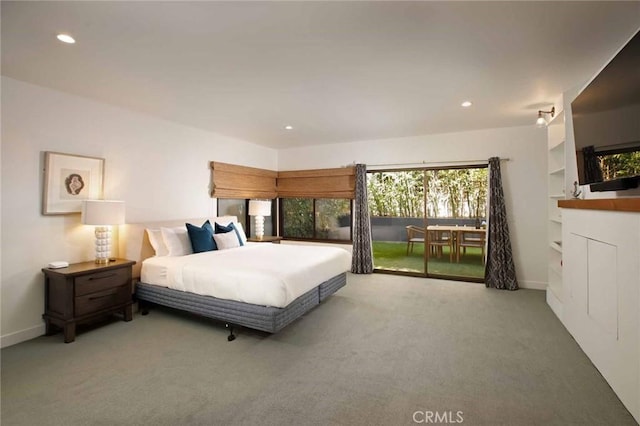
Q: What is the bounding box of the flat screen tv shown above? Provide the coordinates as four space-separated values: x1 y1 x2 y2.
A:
571 29 640 192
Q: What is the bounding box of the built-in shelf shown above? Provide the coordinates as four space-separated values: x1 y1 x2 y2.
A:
547 107 565 321
558 198 640 212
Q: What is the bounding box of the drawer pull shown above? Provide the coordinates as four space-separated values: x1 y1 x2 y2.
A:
89 293 115 301
88 273 117 281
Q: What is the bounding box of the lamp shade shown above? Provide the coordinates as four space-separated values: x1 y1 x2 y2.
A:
81 200 125 225
248 200 271 217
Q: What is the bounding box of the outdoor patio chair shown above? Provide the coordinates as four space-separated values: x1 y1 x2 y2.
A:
428 229 454 262
457 229 486 263
405 225 425 255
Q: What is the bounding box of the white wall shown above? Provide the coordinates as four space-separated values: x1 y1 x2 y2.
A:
1 77 277 346
278 126 548 289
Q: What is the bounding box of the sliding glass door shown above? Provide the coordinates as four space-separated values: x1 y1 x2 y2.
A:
367 166 488 282
368 170 426 274
423 168 487 280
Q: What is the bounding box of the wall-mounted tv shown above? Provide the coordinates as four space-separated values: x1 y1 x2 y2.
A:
571 29 640 192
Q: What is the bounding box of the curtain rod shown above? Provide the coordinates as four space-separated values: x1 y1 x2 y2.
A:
360 158 511 168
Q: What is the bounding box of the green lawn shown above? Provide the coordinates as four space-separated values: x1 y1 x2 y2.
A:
372 241 485 279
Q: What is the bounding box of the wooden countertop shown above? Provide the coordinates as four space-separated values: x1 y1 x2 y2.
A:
558 198 640 212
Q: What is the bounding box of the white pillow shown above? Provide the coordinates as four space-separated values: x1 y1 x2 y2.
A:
213 231 241 250
146 228 168 257
161 226 193 257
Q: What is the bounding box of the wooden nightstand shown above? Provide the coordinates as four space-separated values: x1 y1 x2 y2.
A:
247 236 283 244
42 259 136 343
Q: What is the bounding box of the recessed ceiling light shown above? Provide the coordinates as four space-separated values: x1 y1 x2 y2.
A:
56 34 75 44
461 101 473 108
284 125 293 130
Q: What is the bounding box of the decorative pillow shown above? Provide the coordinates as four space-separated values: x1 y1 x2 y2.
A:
186 220 215 253
215 222 245 246
146 228 168 257
213 230 241 250
234 222 248 245
160 226 194 257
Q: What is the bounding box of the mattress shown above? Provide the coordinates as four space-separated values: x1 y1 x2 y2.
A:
141 243 351 308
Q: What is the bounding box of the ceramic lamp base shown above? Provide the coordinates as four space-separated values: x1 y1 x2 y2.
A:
94 226 112 264
254 215 265 239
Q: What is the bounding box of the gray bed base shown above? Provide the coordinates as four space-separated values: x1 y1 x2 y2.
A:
135 273 346 339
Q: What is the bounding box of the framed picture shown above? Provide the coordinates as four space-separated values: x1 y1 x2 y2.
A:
42 152 105 215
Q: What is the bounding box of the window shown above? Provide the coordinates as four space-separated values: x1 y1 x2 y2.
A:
217 199 247 230
281 198 352 242
217 199 274 238
367 166 488 281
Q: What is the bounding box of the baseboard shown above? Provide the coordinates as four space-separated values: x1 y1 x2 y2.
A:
1 324 45 348
518 280 546 290
546 287 563 322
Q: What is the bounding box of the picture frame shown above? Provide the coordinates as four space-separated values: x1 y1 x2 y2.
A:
42 151 105 215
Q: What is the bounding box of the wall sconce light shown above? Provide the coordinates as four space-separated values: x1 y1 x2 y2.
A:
536 106 555 128
248 199 271 240
82 200 125 264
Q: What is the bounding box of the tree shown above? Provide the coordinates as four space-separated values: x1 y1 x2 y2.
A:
599 151 640 180
367 168 487 219
282 198 313 238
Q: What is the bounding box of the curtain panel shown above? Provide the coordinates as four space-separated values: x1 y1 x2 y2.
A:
351 164 373 274
582 145 603 183
485 157 518 290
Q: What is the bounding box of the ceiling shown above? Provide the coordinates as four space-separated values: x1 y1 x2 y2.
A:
2 1 639 149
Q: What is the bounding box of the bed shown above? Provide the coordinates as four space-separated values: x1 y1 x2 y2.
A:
121 216 351 340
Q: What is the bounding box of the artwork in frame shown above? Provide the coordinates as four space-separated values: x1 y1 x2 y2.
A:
42 151 105 215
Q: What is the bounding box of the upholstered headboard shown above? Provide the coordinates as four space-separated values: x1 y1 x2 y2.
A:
119 216 238 279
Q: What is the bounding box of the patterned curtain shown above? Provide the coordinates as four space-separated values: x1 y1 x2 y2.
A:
485 157 518 290
583 145 603 183
351 164 373 274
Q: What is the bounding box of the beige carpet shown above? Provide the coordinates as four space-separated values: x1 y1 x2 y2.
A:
1 273 636 425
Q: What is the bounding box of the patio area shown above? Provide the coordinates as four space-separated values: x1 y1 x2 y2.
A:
372 241 485 279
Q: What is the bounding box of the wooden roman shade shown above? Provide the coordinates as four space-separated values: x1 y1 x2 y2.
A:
277 167 356 199
210 162 277 199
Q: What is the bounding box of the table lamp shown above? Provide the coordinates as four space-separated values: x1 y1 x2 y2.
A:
81 200 125 264
248 200 271 240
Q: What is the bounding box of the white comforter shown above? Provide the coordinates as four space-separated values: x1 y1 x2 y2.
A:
141 243 351 308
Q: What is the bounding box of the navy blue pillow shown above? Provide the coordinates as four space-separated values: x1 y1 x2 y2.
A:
186 220 216 253
214 222 244 246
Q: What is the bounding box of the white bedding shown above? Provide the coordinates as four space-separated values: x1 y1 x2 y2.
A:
141 243 351 308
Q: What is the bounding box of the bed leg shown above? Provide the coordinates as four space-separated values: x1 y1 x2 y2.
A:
138 300 150 316
226 323 236 342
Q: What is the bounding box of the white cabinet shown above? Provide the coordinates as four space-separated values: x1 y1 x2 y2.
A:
546 110 566 318
562 208 640 422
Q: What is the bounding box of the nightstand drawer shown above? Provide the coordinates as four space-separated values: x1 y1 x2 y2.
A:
75 285 129 317
75 268 130 296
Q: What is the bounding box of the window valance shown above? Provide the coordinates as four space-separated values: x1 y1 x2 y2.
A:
277 167 356 199
209 162 278 199
210 162 355 199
